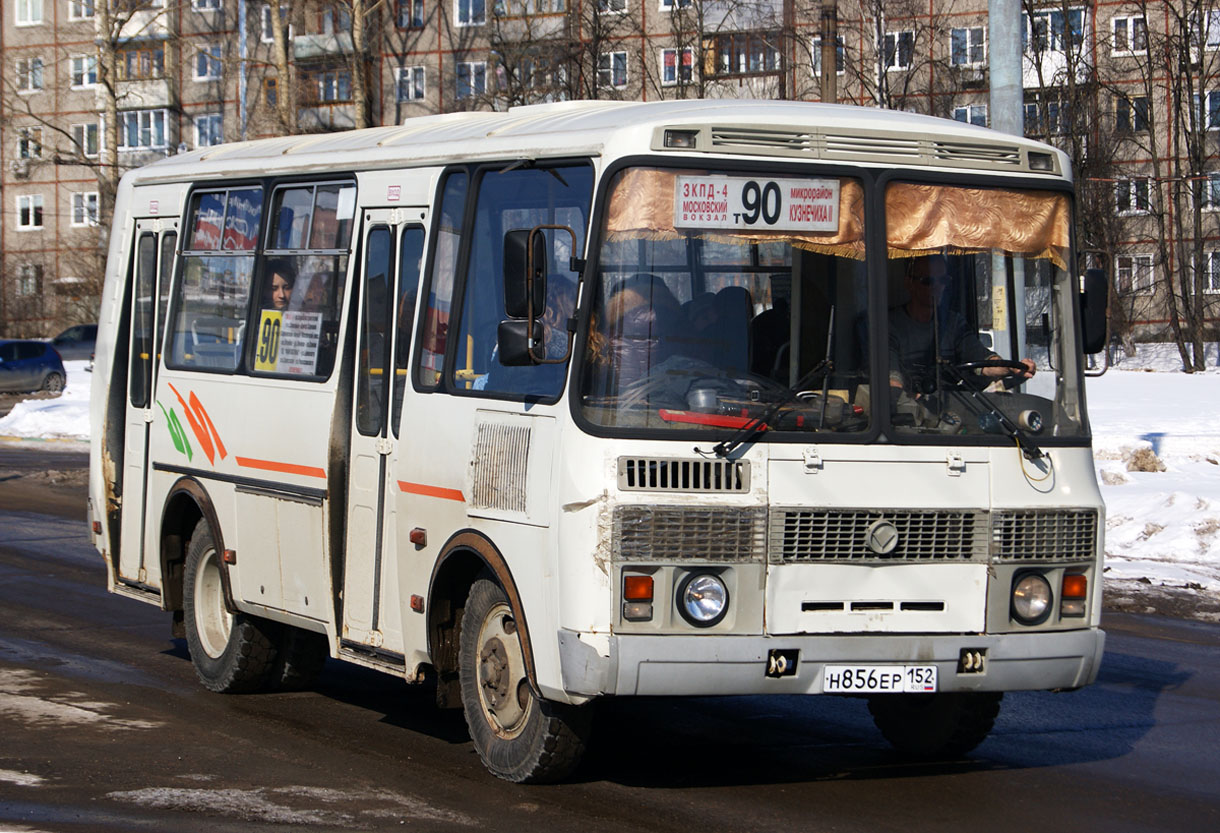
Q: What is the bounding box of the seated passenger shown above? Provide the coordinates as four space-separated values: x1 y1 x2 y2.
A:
264 258 296 310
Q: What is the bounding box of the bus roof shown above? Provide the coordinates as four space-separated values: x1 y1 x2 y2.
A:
126 99 1069 185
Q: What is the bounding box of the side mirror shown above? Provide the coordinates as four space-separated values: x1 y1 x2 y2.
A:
503 229 546 319
497 319 545 367
1080 268 1108 355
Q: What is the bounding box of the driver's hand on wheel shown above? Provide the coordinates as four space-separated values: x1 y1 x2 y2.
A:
981 356 1036 379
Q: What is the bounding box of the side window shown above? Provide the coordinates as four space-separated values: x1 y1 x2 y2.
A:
157 232 177 357
416 172 467 389
168 187 263 371
130 233 157 406
393 225 425 434
454 163 592 399
251 182 354 379
0 344 17 362
357 225 393 437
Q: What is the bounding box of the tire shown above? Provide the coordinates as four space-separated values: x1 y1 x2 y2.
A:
459 577 590 783
271 626 329 691
868 692 1002 759
183 519 278 693
41 372 64 393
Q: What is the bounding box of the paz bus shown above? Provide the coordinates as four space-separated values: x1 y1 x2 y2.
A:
89 100 1108 782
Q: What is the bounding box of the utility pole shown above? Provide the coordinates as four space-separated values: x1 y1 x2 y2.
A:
820 0 838 102
988 0 1023 135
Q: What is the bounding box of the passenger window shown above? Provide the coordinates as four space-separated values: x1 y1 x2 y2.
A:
130 233 157 406
157 232 177 363
454 163 592 399
357 226 393 437
416 172 467 389
250 182 355 380
168 187 264 371
392 226 425 434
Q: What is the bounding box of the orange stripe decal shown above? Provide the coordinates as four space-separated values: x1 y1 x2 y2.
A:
168 383 215 465
397 481 465 502
236 456 327 479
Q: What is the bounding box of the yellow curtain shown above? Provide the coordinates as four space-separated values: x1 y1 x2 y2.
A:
603 168 868 260
885 183 1070 269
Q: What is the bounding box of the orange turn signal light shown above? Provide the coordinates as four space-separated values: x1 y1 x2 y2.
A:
623 575 654 602
1062 574 1088 599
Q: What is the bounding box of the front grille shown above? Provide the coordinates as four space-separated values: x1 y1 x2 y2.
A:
992 509 1098 561
618 457 749 493
932 140 1022 166
613 505 767 562
770 509 989 562
710 126 816 154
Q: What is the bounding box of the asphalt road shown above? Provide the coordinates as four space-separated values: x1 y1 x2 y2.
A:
1 447 1218 832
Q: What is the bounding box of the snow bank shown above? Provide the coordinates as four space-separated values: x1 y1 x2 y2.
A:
0 361 91 441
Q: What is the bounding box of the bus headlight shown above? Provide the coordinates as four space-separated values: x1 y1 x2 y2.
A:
1011 573 1053 625
677 572 729 627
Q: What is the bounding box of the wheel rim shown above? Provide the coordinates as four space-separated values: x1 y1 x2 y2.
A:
475 601 530 738
193 546 232 659
45 374 63 393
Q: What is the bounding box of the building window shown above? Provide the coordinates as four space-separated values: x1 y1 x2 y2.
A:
396 0 425 27
1116 95 1149 132
1116 254 1154 295
396 65 426 101
660 47 693 86
884 31 914 71
1207 252 1220 292
16 57 44 92
117 47 165 80
72 192 100 227
953 104 987 126
321 6 352 35
193 0 221 9
261 4 290 43
457 0 485 25
1112 16 1146 55
264 77 278 106
72 122 100 157
1115 178 1151 213
16 0 43 26
708 33 780 77
119 109 168 150
17 195 45 230
69 1 94 21
456 61 486 98
18 127 43 160
309 69 352 102
196 113 223 146
812 36 845 77
1199 90 1220 129
16 264 42 296
195 43 222 81
951 27 985 66
660 0 691 8
598 51 628 88
1024 7 1086 53
598 0 626 11
1024 96 1065 134
71 55 98 88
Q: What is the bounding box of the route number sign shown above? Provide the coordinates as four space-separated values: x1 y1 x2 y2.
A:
674 175 840 233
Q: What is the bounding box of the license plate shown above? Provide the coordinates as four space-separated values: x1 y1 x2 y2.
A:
822 664 938 694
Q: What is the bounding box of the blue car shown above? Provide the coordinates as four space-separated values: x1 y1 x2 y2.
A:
0 339 66 393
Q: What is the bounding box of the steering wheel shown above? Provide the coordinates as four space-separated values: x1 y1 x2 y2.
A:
955 359 1030 373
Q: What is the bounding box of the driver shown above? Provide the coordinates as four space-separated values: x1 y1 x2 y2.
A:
889 255 1035 393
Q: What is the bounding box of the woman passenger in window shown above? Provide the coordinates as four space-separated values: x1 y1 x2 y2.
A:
265 258 296 310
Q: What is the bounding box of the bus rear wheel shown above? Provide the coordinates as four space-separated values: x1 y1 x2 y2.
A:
458 577 590 783
868 691 1002 759
183 519 277 693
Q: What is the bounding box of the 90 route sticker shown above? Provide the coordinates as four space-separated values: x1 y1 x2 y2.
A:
674 175 840 232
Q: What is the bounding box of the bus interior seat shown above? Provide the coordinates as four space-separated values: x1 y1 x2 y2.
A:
712 285 752 373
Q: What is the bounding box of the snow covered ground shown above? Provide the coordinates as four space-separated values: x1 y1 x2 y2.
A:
3 348 1219 604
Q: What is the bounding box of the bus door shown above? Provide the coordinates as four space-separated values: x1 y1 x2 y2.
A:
343 208 427 653
118 218 179 586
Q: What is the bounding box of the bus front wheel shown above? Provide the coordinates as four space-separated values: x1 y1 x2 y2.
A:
183 519 277 693
458 577 590 783
868 691 1002 759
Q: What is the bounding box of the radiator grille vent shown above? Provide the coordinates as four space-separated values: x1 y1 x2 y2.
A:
618 457 749 493
710 127 817 153
932 140 1022 166
469 421 530 513
992 509 1098 561
613 505 767 562
771 509 989 562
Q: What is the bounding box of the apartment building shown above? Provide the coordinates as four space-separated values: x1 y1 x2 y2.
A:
3 1 1217 345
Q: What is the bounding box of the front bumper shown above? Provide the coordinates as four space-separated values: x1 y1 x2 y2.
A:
557 627 1105 697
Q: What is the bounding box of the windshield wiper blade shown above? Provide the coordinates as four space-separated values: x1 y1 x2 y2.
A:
711 359 831 459
936 361 1044 460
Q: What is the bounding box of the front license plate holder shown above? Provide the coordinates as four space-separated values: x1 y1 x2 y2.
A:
822 664 938 694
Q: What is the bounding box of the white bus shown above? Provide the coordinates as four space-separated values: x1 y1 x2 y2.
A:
89 100 1108 782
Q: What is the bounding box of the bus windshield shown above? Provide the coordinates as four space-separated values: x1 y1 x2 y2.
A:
579 166 1086 444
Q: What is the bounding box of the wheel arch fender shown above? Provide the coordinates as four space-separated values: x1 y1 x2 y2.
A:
426 529 538 708
159 476 232 614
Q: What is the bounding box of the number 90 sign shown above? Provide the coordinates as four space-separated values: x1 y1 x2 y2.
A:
673 175 840 233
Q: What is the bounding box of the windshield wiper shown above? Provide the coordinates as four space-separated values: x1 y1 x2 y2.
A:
711 359 832 458
936 361 1044 460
